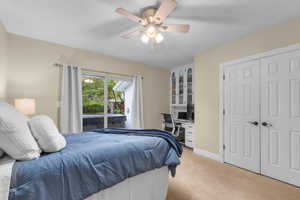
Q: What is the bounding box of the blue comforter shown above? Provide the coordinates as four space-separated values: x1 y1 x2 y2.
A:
9 129 181 200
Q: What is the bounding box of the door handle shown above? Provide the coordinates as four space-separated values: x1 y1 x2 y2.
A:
262 122 272 127
248 121 259 126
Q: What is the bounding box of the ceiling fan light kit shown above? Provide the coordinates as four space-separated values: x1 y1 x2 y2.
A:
141 32 164 44
140 25 164 44
116 0 190 45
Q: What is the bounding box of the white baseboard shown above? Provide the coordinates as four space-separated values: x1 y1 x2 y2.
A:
193 148 221 162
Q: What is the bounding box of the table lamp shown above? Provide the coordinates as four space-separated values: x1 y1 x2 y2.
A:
14 98 36 115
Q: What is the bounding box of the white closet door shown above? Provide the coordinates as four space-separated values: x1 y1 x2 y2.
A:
224 60 261 173
261 50 300 186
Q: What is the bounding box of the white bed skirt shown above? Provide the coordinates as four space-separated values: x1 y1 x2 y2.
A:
0 156 15 200
85 167 169 200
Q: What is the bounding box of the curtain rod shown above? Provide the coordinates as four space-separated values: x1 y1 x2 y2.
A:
54 62 143 79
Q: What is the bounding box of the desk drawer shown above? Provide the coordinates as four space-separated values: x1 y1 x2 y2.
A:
186 134 193 141
183 124 194 129
186 125 194 129
186 131 193 137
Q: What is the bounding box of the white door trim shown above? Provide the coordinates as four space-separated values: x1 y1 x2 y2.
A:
219 43 300 163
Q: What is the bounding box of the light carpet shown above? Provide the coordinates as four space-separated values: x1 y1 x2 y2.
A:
166 148 300 200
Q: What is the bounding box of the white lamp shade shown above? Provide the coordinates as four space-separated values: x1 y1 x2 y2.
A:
14 99 36 115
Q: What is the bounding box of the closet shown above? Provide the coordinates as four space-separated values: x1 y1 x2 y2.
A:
222 46 300 187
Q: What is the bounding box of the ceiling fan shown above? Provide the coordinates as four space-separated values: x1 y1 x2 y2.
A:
115 0 190 44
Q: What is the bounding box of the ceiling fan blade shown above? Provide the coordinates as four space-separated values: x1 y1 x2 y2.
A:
154 0 177 24
116 8 146 25
120 27 144 39
160 24 190 33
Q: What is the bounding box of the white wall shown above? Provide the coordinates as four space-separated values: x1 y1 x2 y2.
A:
194 17 300 154
6 33 170 129
0 22 7 101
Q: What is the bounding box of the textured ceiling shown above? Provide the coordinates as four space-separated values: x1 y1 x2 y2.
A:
1 0 300 68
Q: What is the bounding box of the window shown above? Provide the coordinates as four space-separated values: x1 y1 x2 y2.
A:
82 76 105 116
82 74 131 131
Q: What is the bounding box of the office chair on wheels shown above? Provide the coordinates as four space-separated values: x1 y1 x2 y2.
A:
161 113 184 142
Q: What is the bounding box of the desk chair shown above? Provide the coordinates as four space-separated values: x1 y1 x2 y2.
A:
161 113 182 138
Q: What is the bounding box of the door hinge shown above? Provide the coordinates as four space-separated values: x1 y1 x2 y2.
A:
223 109 226 115
223 74 225 80
223 144 226 150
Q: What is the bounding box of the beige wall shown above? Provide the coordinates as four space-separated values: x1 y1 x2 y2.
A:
6 33 170 129
0 22 7 100
194 17 300 154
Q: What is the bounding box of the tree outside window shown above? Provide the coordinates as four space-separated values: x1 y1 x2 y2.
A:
82 77 124 115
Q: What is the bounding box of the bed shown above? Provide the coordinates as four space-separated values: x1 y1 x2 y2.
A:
85 167 169 200
5 129 181 200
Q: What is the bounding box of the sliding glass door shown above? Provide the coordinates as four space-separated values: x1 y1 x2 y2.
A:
82 74 130 131
107 78 126 128
82 75 105 130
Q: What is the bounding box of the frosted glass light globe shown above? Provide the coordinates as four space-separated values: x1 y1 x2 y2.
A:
155 33 164 43
141 34 150 44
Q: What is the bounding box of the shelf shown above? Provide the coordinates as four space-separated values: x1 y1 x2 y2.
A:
170 65 193 109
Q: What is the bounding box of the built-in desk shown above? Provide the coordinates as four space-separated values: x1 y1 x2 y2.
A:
175 119 194 148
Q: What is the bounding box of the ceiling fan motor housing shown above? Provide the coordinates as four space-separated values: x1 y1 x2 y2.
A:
142 8 158 24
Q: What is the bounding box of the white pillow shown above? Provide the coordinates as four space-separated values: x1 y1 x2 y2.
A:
28 115 66 152
0 103 41 160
